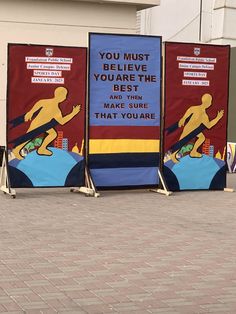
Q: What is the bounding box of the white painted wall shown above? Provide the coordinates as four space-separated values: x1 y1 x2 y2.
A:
140 0 236 46
141 0 203 42
139 0 236 141
140 0 215 42
211 0 236 45
0 0 158 145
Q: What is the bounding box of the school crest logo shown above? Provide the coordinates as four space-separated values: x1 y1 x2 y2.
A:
45 48 53 57
194 47 201 56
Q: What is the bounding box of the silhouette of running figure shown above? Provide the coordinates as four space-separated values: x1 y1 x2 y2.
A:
13 87 81 160
171 93 224 163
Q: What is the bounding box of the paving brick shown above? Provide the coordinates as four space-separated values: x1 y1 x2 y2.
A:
0 304 7 312
19 301 50 310
148 310 180 314
1 175 236 313
0 312 24 314
2 302 22 311
58 310 86 314
74 297 103 306
112 301 140 311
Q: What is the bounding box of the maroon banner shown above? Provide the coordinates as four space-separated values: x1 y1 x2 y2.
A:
163 42 230 191
7 44 87 187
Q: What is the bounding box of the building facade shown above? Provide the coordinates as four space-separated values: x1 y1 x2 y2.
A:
139 0 236 46
0 0 159 144
139 0 236 141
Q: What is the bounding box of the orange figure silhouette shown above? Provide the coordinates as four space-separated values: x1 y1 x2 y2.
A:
171 93 224 163
13 87 81 159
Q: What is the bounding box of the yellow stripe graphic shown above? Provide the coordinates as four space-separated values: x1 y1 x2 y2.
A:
89 139 160 154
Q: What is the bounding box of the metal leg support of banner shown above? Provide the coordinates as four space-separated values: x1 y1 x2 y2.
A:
0 147 16 198
70 165 100 197
224 163 235 192
150 169 172 196
224 187 234 192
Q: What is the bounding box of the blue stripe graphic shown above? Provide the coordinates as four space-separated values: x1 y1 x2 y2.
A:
90 167 159 187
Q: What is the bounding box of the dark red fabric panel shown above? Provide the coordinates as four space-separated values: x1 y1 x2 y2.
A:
90 126 160 139
7 44 87 152
163 42 230 191
164 42 230 155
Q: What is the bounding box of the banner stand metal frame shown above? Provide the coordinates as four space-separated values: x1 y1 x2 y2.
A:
150 169 172 196
150 44 172 197
224 187 234 192
0 146 16 198
70 165 100 197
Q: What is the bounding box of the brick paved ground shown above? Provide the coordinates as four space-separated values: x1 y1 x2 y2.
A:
1 174 236 314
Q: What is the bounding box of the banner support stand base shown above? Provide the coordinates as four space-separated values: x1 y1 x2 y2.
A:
71 165 100 197
0 185 16 198
70 186 99 197
0 146 16 198
224 187 234 193
151 188 172 196
150 169 172 196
